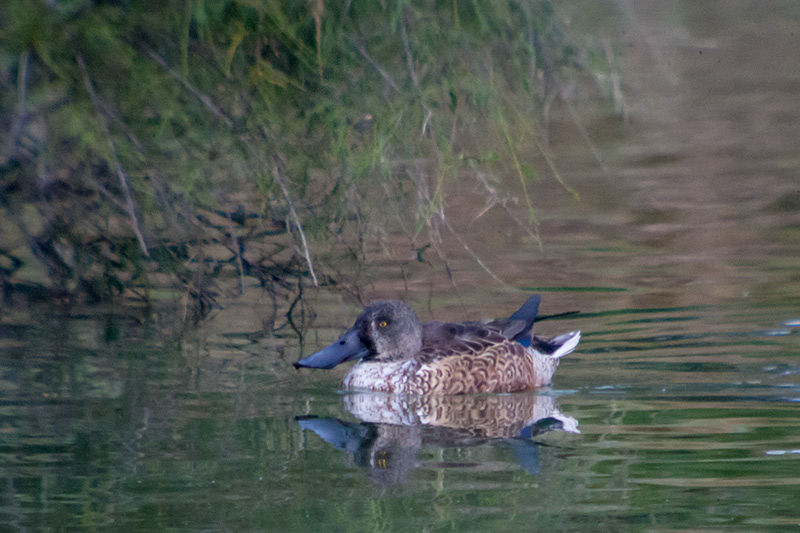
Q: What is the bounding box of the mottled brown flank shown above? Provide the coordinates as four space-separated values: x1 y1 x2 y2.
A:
408 327 536 395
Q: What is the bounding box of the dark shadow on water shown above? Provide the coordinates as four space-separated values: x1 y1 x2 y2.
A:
296 391 579 483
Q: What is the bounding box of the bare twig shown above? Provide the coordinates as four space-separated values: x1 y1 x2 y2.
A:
401 13 439 154
531 127 582 198
603 38 627 119
271 162 319 287
401 19 420 88
95 182 130 211
311 0 324 81
439 213 507 286
408 167 456 287
77 55 150 258
617 0 676 83
145 47 234 128
552 75 610 177
346 36 401 93
412 164 506 286
3 49 29 165
226 212 245 295
500 120 541 238
425 215 456 287
470 165 541 246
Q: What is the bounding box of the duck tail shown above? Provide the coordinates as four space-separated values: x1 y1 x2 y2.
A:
548 331 581 359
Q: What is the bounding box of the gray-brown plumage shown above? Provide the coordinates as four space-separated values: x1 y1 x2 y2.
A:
294 296 581 395
344 391 579 438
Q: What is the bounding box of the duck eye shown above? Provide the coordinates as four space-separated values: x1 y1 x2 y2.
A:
377 320 388 328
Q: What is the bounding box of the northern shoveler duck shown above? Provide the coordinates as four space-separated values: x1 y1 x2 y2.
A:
293 295 580 395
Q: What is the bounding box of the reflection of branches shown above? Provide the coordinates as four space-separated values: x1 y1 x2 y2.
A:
77 55 150 259
470 165 541 247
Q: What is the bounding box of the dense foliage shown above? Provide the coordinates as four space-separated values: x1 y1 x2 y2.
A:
0 0 599 319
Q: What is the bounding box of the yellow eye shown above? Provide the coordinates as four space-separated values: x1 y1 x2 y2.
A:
378 320 388 328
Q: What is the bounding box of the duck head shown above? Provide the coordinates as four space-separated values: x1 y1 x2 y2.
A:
293 300 423 369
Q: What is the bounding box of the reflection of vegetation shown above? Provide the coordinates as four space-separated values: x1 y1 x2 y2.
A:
0 1 602 318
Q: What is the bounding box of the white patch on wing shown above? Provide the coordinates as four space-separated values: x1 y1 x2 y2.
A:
549 331 581 359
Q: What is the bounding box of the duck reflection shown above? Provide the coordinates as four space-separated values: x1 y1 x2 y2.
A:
297 392 578 483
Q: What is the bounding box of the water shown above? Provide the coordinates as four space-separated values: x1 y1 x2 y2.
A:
2 2 800 531
2 302 799 530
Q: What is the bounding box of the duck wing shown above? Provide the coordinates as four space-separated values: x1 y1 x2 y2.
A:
419 320 520 362
420 294 542 349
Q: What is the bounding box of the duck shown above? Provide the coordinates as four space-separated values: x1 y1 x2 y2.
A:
293 295 580 395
